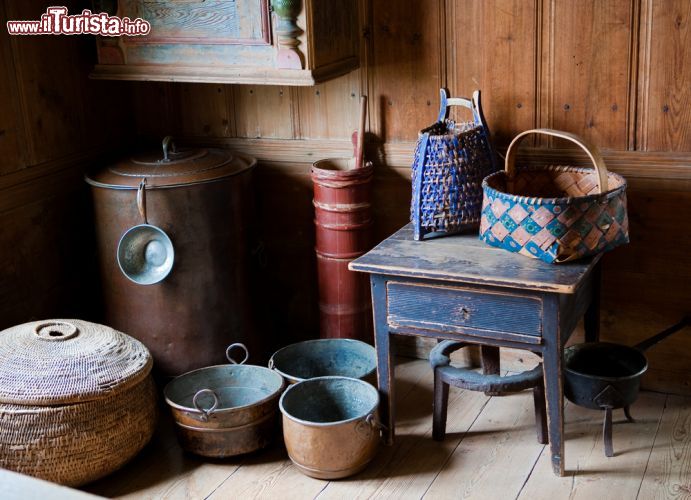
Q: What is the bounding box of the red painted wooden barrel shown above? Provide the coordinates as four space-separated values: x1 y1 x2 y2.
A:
311 158 374 342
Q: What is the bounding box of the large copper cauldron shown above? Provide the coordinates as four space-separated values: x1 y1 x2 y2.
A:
86 137 258 376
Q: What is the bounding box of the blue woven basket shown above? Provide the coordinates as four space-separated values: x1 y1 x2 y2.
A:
411 89 497 240
479 129 629 263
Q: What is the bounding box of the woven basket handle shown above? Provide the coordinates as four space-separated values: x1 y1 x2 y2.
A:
437 89 485 127
505 128 609 194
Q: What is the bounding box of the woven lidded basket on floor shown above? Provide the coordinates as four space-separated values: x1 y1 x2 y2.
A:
0 319 157 486
479 128 629 263
411 89 497 240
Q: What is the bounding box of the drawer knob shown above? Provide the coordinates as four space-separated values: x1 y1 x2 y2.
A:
454 306 472 321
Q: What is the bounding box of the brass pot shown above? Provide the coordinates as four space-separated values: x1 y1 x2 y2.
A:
279 376 381 479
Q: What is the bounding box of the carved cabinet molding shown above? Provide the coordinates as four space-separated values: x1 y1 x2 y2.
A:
91 0 359 85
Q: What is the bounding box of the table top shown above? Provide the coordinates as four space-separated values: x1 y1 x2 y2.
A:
350 224 600 293
0 469 100 500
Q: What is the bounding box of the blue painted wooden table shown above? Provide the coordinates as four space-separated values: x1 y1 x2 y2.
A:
350 224 602 476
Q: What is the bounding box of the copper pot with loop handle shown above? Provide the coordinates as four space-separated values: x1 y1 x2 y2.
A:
279 376 382 479
116 138 176 285
163 343 285 457
190 343 251 422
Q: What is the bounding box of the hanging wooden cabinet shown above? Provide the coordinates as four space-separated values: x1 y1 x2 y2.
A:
90 0 359 85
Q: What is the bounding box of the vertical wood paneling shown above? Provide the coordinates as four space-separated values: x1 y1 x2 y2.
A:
5 1 88 164
540 0 633 150
253 164 320 346
295 70 360 140
0 185 96 329
0 3 134 331
79 79 133 152
232 85 295 139
637 0 691 152
368 0 444 143
167 83 234 138
309 0 359 67
449 0 538 147
132 82 174 141
0 2 27 174
2 0 686 393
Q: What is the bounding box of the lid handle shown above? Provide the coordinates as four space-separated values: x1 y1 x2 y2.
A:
161 136 176 163
33 321 79 341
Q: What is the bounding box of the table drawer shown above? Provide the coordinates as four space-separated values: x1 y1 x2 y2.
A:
386 282 542 337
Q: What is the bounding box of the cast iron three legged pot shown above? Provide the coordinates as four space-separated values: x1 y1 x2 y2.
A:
563 316 689 457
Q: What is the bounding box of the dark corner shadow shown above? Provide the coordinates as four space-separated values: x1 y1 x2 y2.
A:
83 425 250 497
365 131 412 239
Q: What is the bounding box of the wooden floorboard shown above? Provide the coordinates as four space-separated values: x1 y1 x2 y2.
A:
518 392 666 500
317 370 489 499
208 359 434 500
637 395 691 500
423 391 545 499
81 358 691 500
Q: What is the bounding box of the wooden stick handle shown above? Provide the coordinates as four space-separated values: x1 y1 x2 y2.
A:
504 128 609 194
355 95 367 169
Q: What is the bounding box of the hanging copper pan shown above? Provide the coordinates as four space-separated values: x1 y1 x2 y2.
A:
117 178 175 285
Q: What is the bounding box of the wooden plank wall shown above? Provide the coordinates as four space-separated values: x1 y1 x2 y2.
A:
1 1 687 395
128 0 691 395
0 1 133 328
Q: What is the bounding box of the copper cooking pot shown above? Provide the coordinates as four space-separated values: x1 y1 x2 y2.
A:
164 344 285 458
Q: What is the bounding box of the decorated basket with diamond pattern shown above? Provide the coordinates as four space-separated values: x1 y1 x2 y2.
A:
479 128 629 263
411 89 497 240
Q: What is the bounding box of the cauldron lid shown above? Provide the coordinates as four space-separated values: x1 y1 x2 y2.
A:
86 139 255 189
0 319 152 406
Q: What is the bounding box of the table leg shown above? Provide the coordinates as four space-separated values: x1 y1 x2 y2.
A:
584 262 601 343
543 294 565 476
433 369 449 441
481 345 500 396
371 275 395 445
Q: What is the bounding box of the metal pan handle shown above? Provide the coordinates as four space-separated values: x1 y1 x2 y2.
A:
226 343 249 365
192 388 219 422
634 315 690 352
355 413 388 440
136 178 148 224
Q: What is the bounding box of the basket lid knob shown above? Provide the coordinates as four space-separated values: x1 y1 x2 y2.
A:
33 321 79 341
